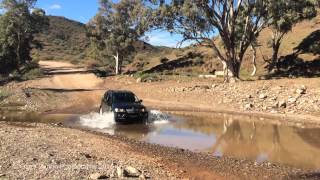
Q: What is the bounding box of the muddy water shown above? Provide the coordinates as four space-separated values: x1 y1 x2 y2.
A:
1 110 320 170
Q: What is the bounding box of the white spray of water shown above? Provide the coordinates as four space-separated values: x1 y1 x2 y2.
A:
79 112 115 129
79 110 171 130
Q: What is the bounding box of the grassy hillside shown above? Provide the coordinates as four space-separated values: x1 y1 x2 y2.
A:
130 14 320 79
32 16 90 64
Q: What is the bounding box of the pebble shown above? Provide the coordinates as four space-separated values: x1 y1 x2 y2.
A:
278 101 286 108
139 173 147 180
245 104 254 110
124 166 142 177
117 167 124 178
259 94 267 99
89 173 108 179
288 97 297 104
296 85 306 95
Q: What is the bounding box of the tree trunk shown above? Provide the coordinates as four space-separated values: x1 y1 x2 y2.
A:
250 45 257 76
224 60 241 83
272 43 280 71
113 52 120 75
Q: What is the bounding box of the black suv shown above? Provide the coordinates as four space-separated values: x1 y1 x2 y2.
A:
99 90 148 123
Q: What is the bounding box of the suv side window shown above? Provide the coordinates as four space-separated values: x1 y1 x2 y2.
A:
107 93 112 105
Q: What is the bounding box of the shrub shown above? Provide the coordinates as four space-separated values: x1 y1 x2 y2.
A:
160 57 169 64
0 89 11 101
173 50 184 57
43 55 55 60
135 72 161 82
20 68 43 81
135 53 147 62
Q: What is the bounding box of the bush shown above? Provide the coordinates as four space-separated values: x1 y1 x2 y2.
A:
135 72 161 82
0 89 11 101
173 50 184 57
135 54 148 61
20 68 43 81
42 55 55 60
160 57 169 64
194 56 204 65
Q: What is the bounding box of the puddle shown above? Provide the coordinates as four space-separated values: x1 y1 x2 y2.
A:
74 111 320 170
1 109 320 170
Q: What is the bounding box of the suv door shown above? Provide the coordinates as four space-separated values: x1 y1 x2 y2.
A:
105 93 112 112
100 91 112 113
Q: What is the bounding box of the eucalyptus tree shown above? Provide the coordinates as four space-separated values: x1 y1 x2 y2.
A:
0 0 48 74
151 0 270 82
266 0 317 72
87 0 152 75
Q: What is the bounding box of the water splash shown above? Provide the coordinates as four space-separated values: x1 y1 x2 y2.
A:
79 112 115 129
79 110 171 130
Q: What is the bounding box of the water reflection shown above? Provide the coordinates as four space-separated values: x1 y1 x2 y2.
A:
171 112 320 170
87 111 320 169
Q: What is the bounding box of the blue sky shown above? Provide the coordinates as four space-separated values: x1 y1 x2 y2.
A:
34 0 190 48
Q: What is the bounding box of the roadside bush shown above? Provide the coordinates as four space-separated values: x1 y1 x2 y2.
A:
135 72 161 82
42 55 55 60
160 57 169 64
0 89 11 101
173 50 184 57
194 56 204 65
20 68 43 81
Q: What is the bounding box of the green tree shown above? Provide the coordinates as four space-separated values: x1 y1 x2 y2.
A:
151 0 270 82
87 0 152 75
266 0 317 72
0 0 48 75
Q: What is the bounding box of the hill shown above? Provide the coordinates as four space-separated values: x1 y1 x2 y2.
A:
32 16 90 64
32 16 156 68
129 13 320 79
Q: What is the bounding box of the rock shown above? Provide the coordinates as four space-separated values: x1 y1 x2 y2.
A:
259 94 267 99
246 95 252 99
54 122 63 127
270 97 277 101
245 103 254 110
199 74 217 78
117 167 124 178
278 101 287 108
296 86 306 95
81 153 92 159
0 174 5 177
211 84 218 88
136 78 142 83
89 173 108 179
124 166 141 177
200 85 210 90
288 97 297 104
139 174 147 180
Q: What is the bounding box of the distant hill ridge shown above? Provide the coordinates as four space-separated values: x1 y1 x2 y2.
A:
32 16 89 63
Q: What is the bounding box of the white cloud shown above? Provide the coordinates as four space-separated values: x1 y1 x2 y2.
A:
49 4 62 10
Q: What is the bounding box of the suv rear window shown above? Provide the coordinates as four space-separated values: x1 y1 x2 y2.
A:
112 93 135 103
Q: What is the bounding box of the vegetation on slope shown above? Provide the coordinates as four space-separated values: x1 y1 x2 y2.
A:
32 16 89 64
